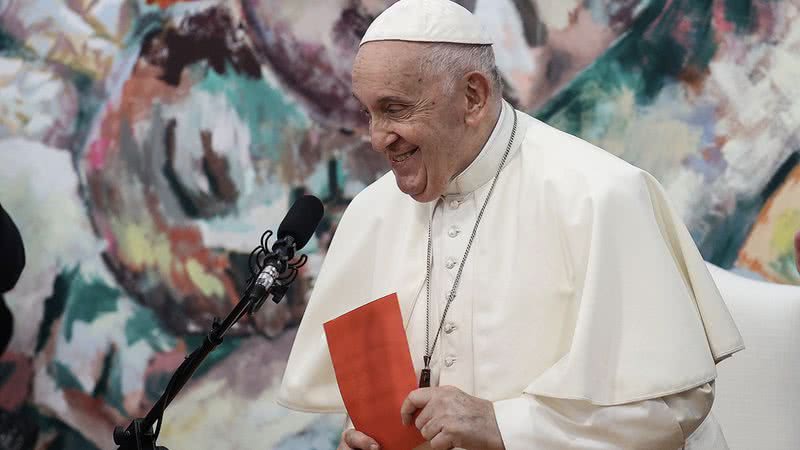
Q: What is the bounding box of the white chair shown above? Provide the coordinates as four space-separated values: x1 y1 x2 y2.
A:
706 263 800 449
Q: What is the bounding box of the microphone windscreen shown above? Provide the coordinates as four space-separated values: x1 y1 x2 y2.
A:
0 204 25 293
277 195 324 250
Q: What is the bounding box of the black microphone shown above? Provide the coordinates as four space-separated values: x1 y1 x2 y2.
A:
0 203 24 357
277 194 325 252
248 195 324 306
0 204 25 294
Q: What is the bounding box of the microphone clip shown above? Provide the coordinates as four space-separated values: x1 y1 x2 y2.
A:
246 230 309 315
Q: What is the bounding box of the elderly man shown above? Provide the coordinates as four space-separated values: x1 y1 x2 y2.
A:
278 1 743 449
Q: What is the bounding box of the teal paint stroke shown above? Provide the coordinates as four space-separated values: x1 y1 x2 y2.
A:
124 10 166 49
536 0 718 131
0 26 36 60
60 269 120 341
48 361 84 392
91 348 127 416
36 268 76 353
197 67 309 160
0 360 14 386
69 67 105 155
723 0 754 33
306 159 334 200
531 0 769 265
769 252 800 282
124 304 176 351
107 350 126 415
36 411 101 450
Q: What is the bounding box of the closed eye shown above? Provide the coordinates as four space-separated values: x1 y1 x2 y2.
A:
385 104 407 114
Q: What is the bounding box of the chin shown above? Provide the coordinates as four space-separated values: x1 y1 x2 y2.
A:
395 172 441 203
409 190 439 203
403 185 441 203
396 180 430 203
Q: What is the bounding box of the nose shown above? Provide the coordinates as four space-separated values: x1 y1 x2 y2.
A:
369 119 399 153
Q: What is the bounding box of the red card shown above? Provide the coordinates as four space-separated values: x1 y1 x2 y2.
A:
324 293 426 450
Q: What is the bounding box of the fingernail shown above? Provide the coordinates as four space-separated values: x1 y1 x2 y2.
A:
370 444 379 450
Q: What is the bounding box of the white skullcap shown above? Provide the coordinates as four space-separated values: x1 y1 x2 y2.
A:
360 0 493 46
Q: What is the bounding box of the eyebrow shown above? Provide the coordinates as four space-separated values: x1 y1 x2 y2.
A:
352 93 411 107
377 96 410 105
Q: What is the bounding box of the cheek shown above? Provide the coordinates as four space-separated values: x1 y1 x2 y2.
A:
416 131 447 169
427 126 460 167
398 116 460 175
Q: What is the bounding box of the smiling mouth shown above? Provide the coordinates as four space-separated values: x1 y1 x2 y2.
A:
391 148 418 163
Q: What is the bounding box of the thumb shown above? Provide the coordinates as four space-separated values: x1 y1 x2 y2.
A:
343 429 380 450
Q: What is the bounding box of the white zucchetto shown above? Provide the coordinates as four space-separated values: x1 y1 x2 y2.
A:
360 0 493 46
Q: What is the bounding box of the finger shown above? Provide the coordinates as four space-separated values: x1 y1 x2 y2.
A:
337 430 353 450
400 388 434 425
430 430 455 450
419 416 443 441
336 437 352 450
414 400 436 431
343 429 380 450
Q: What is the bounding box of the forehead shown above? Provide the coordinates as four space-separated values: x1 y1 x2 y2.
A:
352 41 429 100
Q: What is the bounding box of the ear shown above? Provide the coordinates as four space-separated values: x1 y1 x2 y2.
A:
463 71 492 127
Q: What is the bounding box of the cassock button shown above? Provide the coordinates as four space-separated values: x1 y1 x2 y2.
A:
447 226 460 238
445 257 457 269
444 357 456 367
444 322 456 334
449 199 460 209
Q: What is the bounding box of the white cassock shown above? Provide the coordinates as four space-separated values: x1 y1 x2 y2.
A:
278 100 745 449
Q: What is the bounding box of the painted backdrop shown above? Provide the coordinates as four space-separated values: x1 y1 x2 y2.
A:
1 0 798 449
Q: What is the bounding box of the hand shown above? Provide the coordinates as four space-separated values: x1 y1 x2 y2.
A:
337 428 380 450
400 386 505 450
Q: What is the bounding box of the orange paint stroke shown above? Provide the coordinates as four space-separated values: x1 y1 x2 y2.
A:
147 0 200 8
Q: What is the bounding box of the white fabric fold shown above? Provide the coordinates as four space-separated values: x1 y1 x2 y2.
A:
522 147 744 404
493 383 720 450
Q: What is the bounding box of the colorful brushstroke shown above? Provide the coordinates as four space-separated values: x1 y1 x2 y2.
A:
738 160 800 284
147 0 203 8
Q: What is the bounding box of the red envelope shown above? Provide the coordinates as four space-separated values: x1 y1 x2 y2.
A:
324 293 426 450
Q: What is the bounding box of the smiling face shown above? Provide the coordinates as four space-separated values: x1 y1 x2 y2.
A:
352 41 486 202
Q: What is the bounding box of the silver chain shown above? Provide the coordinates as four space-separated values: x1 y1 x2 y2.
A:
424 108 518 365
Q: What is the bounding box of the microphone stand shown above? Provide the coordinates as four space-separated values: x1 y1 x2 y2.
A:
113 234 303 450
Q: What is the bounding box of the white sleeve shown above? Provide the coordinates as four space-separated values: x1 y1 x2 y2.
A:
493 382 714 450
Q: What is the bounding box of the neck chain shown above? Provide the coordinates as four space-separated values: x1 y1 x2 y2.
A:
419 108 518 388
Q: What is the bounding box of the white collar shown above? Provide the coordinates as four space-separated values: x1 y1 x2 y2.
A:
445 100 515 195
